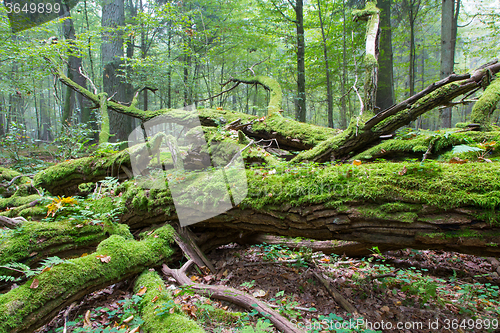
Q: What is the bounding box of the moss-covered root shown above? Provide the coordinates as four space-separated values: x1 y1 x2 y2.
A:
0 225 175 333
0 220 131 275
470 74 500 130
134 270 205 333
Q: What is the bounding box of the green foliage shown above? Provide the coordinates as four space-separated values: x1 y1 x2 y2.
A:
0 256 73 282
452 144 484 154
238 319 273 333
0 122 35 162
53 116 96 160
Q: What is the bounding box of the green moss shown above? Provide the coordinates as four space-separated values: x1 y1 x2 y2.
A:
356 205 418 223
33 148 131 195
98 93 110 144
237 161 500 225
0 220 131 271
292 117 358 162
78 182 95 194
379 202 421 213
470 74 500 129
134 270 205 333
352 131 500 161
0 167 21 182
0 194 40 210
0 225 175 332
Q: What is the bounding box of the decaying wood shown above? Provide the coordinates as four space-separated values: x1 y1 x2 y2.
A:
311 266 359 316
0 216 24 228
162 260 304 333
174 226 216 274
241 234 403 257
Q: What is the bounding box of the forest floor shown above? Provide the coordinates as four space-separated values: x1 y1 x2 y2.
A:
36 240 500 333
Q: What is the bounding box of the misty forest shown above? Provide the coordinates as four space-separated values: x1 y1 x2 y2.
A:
0 0 500 332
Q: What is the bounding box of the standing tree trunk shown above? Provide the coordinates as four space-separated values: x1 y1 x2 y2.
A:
316 0 333 128
440 0 460 128
340 0 348 129
295 0 306 122
376 0 395 111
62 5 89 127
102 0 133 142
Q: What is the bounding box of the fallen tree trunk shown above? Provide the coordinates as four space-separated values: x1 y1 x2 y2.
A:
241 234 402 257
112 162 500 257
0 225 175 333
134 270 205 333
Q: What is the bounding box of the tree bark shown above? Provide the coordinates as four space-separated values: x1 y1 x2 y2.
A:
295 0 306 123
316 0 334 128
376 0 395 111
440 0 460 128
102 0 133 141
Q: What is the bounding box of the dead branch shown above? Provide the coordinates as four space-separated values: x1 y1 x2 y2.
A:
162 260 304 333
311 262 359 316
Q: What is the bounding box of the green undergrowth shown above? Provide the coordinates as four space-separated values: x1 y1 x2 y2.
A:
134 270 205 333
0 225 175 332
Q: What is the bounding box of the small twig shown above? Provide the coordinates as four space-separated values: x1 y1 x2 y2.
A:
197 82 240 102
78 66 97 94
311 265 359 316
0 174 33 188
107 92 117 101
242 57 271 76
421 141 434 162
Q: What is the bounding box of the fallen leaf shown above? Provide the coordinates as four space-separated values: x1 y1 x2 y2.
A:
151 296 159 303
30 278 39 289
41 266 51 273
398 166 407 176
83 310 91 327
96 255 111 263
29 252 38 257
136 286 147 296
381 305 390 313
123 315 134 323
352 160 362 166
252 289 267 298
129 326 140 333
449 156 468 164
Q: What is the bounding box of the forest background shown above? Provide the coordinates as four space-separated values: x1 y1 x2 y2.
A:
0 0 499 148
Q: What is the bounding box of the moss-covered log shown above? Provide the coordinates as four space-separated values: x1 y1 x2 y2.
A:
351 130 500 161
114 162 500 257
134 270 205 333
470 74 500 130
0 220 131 276
0 225 175 333
293 61 500 163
